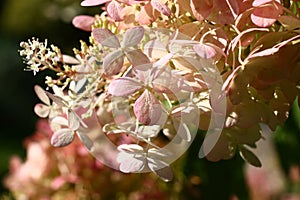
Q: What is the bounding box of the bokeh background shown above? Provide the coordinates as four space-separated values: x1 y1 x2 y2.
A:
0 0 299 199
0 0 96 194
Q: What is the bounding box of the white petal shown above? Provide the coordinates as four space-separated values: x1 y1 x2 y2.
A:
34 85 50 105
138 125 161 138
117 152 145 173
51 116 69 127
52 85 65 98
117 144 144 153
148 147 172 158
62 55 81 64
34 104 50 118
51 129 74 147
68 110 81 131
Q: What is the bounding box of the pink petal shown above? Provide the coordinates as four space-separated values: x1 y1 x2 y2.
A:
34 103 50 118
190 0 213 21
92 28 120 48
51 129 74 147
103 50 124 76
251 3 283 27
137 2 159 25
72 15 95 31
252 0 273 7
125 49 150 68
34 85 50 105
134 90 162 125
193 43 217 59
108 77 143 96
122 26 144 47
51 176 68 190
81 0 110 6
107 0 123 21
151 0 171 16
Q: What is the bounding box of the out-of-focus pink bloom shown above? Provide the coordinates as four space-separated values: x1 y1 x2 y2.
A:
245 124 286 200
4 119 171 199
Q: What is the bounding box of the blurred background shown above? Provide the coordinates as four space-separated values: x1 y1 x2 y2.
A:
0 0 96 194
0 0 299 199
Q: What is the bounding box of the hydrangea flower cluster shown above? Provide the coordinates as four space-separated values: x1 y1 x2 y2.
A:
20 0 300 181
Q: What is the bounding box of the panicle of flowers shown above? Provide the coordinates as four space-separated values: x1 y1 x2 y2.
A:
20 0 300 181
20 38 61 75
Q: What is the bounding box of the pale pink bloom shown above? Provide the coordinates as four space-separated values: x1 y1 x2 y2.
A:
92 26 149 76
108 63 185 125
50 110 93 150
4 142 50 197
34 85 67 118
117 144 173 181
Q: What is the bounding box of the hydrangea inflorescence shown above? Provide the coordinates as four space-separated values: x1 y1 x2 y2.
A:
20 0 300 181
